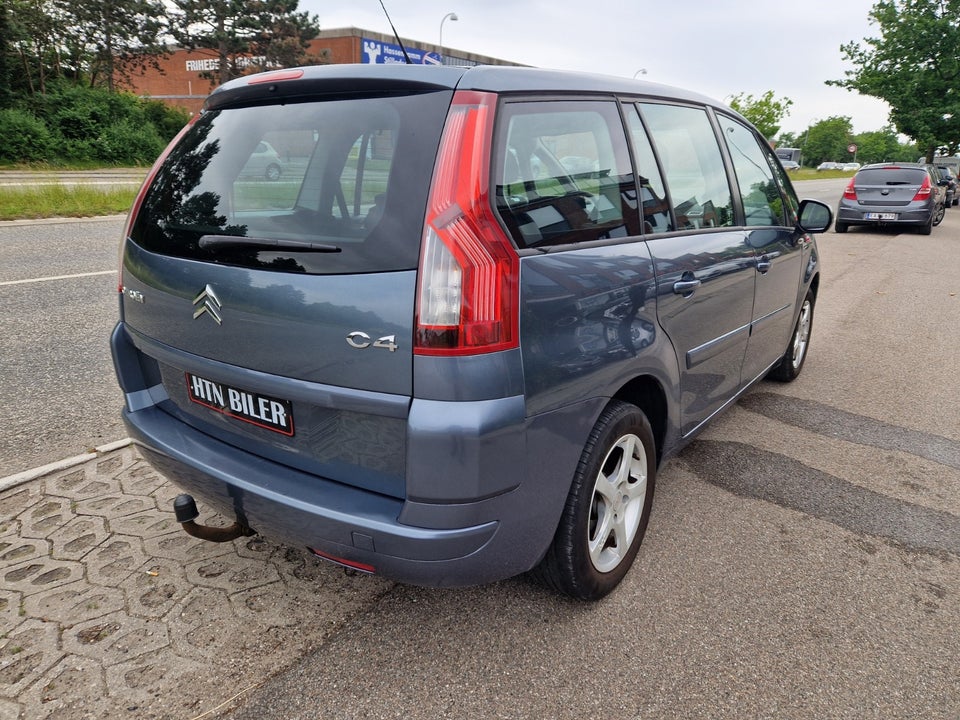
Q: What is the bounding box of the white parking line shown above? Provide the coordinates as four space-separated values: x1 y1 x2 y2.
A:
0 269 116 286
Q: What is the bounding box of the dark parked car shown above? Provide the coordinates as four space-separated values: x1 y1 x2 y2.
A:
936 165 958 207
835 163 945 234
112 64 832 600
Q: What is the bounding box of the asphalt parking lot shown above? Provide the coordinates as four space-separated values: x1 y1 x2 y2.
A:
1 181 958 719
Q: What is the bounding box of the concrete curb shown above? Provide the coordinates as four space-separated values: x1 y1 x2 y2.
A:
0 438 133 493
0 214 127 227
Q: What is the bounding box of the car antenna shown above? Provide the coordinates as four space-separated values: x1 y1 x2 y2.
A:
378 0 412 64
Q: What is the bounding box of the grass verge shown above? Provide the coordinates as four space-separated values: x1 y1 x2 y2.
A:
789 168 855 182
0 184 136 221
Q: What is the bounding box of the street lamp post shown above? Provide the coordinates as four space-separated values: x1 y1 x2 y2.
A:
439 12 458 59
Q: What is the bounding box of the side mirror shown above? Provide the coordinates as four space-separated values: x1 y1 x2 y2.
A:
796 199 832 234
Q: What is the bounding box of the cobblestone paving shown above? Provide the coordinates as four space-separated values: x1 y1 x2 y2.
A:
0 447 393 720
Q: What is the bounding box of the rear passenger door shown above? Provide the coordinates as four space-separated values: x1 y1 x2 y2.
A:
716 113 804 383
494 99 656 418
631 103 754 436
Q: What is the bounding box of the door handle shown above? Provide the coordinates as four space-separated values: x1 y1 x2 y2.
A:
672 278 701 295
756 258 772 274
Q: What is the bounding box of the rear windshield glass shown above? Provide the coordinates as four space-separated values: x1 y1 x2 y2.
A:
855 168 926 185
130 91 452 274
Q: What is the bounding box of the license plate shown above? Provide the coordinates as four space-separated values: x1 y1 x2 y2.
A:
865 212 898 220
186 373 294 436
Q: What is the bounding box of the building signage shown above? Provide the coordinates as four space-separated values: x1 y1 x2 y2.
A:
362 38 440 65
185 55 266 73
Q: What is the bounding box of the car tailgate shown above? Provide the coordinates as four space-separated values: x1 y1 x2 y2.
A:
119 245 414 497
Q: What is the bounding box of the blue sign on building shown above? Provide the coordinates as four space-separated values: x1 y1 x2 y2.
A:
362 38 441 65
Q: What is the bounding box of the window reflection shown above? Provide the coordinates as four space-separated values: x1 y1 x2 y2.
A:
639 103 734 230
717 115 787 227
495 101 640 248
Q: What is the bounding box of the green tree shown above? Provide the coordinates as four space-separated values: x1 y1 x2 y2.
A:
248 1 326 71
852 126 909 163
830 0 960 159
0 1 12 107
56 0 168 91
777 131 800 148
802 116 855 166
728 90 793 140
166 0 320 87
8 0 64 95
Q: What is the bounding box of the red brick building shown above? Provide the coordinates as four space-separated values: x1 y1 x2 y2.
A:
126 27 521 114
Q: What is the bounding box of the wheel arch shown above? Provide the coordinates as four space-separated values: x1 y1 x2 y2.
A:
612 375 668 465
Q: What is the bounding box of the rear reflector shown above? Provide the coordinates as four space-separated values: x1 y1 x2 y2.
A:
309 548 376 574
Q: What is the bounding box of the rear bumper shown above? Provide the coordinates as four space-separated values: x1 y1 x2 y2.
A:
836 205 932 226
123 404 526 586
114 319 598 587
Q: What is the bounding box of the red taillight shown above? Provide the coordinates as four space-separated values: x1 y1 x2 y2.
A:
118 115 200 292
415 91 519 356
842 177 857 201
912 175 932 201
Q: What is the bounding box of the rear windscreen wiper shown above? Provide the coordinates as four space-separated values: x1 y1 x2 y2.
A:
199 235 341 253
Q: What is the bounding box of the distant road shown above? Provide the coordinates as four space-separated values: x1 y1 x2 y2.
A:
792 176 848 203
0 168 146 190
0 215 125 476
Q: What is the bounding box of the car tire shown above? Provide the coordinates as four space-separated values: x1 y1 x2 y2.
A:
919 214 933 235
768 290 814 383
265 163 282 181
933 203 945 226
533 401 656 601
834 221 848 233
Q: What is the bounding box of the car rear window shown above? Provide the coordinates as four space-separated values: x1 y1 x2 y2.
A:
855 168 926 185
130 91 452 275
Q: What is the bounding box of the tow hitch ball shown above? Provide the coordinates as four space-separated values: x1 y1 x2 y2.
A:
173 494 255 543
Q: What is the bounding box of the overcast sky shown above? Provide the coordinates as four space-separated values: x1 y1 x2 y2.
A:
300 0 890 137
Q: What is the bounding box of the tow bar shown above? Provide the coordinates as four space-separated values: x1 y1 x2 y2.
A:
173 494 256 543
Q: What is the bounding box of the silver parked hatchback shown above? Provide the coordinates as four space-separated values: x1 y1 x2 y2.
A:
112 64 832 599
835 163 945 234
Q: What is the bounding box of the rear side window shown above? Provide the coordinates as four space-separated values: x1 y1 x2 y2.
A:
130 92 452 275
639 103 734 230
493 100 640 249
717 114 787 226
